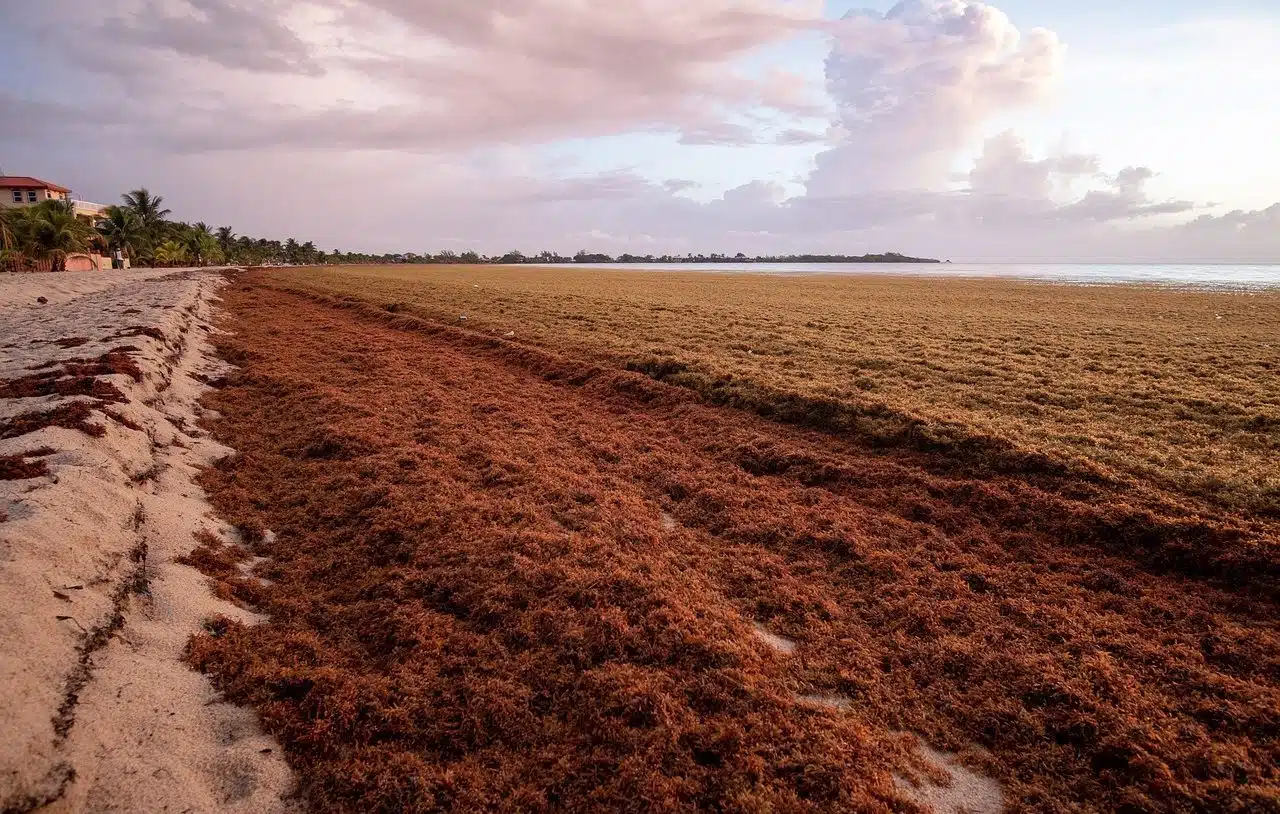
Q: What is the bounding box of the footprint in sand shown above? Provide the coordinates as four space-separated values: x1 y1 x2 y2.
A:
751 622 797 655
893 738 1004 814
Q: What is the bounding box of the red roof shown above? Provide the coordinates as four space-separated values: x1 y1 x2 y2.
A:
0 176 72 193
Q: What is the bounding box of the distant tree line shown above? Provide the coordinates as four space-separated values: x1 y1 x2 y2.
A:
2 185 939 270
325 250 941 266
94 189 333 268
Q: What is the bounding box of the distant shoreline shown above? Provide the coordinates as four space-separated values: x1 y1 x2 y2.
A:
293 260 1277 289
509 252 943 265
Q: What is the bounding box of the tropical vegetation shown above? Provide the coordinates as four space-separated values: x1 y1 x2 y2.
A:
0 199 99 271
2 183 940 271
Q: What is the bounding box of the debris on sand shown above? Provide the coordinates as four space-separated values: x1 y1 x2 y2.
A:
0 269 296 813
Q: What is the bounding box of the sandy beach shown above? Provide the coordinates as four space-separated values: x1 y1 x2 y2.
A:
6 0 1278 807
2 265 1276 813
0 269 296 813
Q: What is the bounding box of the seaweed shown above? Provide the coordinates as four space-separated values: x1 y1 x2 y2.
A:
185 281 1280 813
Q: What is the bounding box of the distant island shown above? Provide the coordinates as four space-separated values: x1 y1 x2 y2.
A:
514 251 942 265
305 249 943 266
396 249 942 264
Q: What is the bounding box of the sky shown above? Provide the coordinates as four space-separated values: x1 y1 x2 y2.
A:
1 0 1277 262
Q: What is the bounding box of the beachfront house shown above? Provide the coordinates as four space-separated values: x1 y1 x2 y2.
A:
0 176 109 225
0 176 121 271
1 175 72 207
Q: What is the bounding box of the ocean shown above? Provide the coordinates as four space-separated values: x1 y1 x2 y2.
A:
563 263 1280 289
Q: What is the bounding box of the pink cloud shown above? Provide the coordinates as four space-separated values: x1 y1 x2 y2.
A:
333 0 825 146
43 0 824 151
1 0 1275 262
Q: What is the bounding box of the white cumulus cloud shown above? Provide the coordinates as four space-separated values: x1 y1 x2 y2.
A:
810 0 1065 195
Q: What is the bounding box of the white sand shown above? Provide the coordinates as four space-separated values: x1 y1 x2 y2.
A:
0 269 182 314
0 269 297 813
894 736 1004 814
751 623 798 655
796 693 853 711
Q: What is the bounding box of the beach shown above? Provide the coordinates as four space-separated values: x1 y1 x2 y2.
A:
2 265 1277 812
0 269 295 813
8 0 1279 807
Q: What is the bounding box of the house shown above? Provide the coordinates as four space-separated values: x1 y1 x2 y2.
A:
0 176 123 272
0 176 72 207
0 176 108 224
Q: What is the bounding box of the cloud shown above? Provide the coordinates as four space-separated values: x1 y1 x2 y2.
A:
663 179 701 194
24 0 825 153
678 122 759 146
1172 203 1280 254
1057 167 1196 222
810 0 1064 195
343 0 823 73
14 136 1269 262
958 132 1195 227
97 0 324 75
499 172 661 204
0 0 1274 263
968 130 1097 199
0 95 119 141
330 0 826 147
773 128 828 145
679 120 833 147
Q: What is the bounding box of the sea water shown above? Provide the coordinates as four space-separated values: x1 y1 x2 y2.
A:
562 263 1280 289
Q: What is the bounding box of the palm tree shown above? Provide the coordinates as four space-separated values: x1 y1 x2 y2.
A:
232 235 257 265
21 201 93 270
182 223 219 266
0 206 15 251
153 240 188 267
121 188 171 236
192 233 219 265
216 226 235 256
97 206 144 264
0 207 23 270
